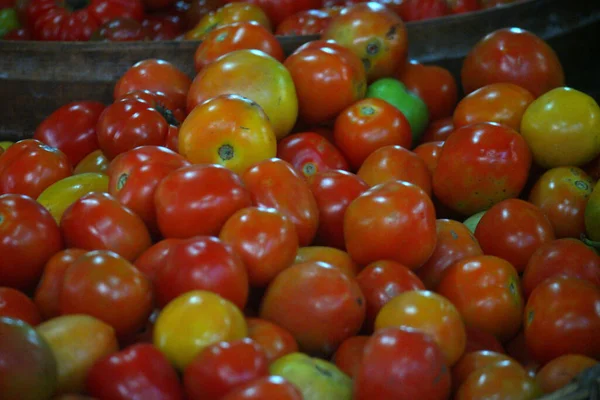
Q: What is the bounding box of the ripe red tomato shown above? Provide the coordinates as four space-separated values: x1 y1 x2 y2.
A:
354 326 451 400
395 0 448 21
446 0 480 14
275 9 332 36
332 335 369 378
133 238 181 282
184 0 224 30
284 40 367 125
0 287 42 326
61 192 152 262
461 27 565 98
294 246 361 277
246 318 298 363
260 261 365 356
333 97 412 171
225 0 322 27
184 338 269 400
91 17 150 41
524 277 600 363
33 101 104 166
221 376 303 400
421 117 454 143
452 351 516 392
0 139 72 199
463 326 506 355
413 141 444 175
155 164 252 239
242 158 319 247
535 354 598 394
117 89 185 123
142 15 183 40
277 132 350 179
344 180 437 270
432 122 532 216
0 194 63 291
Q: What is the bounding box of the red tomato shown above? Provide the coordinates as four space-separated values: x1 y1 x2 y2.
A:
0 139 72 199
446 0 480 14
184 338 269 400
221 376 303 400
155 164 252 239
0 287 42 326
463 326 506 355
432 122 532 216
184 0 224 30
354 326 451 400
332 335 369 378
417 219 483 290
356 260 425 329
307 170 369 249
535 354 598 394
294 246 361 277
91 17 151 41
225 0 322 27
437 255 523 343
333 97 412 171
246 318 298 363
134 238 182 283
397 61 458 121
275 9 332 36
242 158 319 247
421 117 454 143
461 27 565 98
260 261 365 356
524 277 600 363
522 238 600 299
60 250 154 338
155 236 249 310
33 101 104 166
117 89 185 124
395 0 448 21
0 194 63 291
284 40 367 125
505 331 539 376
277 132 350 179
61 192 152 262
142 15 183 40
344 180 437 270
413 141 444 175
452 351 517 393
87 343 183 400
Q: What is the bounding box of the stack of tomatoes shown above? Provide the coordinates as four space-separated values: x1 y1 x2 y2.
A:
1 2 600 400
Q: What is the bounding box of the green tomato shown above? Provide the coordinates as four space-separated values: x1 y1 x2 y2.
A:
0 8 20 38
366 77 430 146
463 211 487 234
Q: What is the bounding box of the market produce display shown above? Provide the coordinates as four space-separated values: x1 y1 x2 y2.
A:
1 1 600 399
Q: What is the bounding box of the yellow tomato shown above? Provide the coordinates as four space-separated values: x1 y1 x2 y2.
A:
0 141 14 150
73 150 109 175
179 94 276 175
187 49 298 140
520 87 600 168
185 2 271 40
153 290 247 370
37 172 109 223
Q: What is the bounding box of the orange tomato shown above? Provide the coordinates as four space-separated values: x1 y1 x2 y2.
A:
413 141 444 175
535 354 598 394
452 351 518 393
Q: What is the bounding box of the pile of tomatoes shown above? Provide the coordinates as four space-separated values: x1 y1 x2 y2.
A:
1 2 600 400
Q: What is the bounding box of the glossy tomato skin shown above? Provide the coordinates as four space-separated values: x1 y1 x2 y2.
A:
91 17 150 41
33 101 104 166
421 117 454 143
284 40 367 126
535 354 598 394
155 164 252 239
86 343 183 400
0 287 42 326
463 326 506 355
225 0 321 27
0 194 63 290
294 246 360 277
246 318 299 363
446 0 480 14
307 170 369 249
221 376 303 400
432 122 532 216
461 27 564 98
275 9 332 36
452 351 516 392
344 180 437 270
332 335 369 378
74 149 109 175
133 238 182 282
0 139 72 199
354 326 451 400
395 0 448 21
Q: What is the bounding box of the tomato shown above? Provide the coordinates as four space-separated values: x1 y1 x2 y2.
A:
222 376 303 400
37 314 119 394
586 181 600 242
504 331 539 376
322 2 408 82
114 59 192 112
452 351 517 393
0 194 63 291
184 338 269 400
284 40 366 126
226 0 321 27
417 219 483 290
421 117 454 143
184 0 223 30
260 261 365 356
521 87 600 168
395 0 448 21
0 287 41 326
453 83 534 132
153 290 247 371
432 122 532 216
275 9 332 36
464 326 506 355
0 317 58 400
354 326 451 400
397 61 458 121
344 180 437 270
413 141 444 175
528 167 594 238
356 260 425 329
74 149 109 175
33 101 104 166
187 49 298 140
294 246 360 277
91 17 150 41
462 27 564 97
332 336 369 378
194 21 283 72
535 354 598 394
524 277 600 363
584 154 600 181
186 2 271 39
117 89 185 123
246 318 298 363
242 158 319 247
142 15 183 41
0 139 72 199
133 238 181 282
307 170 369 249
333 97 412 170
446 0 480 14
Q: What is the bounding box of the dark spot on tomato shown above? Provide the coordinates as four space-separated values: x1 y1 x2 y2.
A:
0 213 4 225
386 24 399 39
314 363 333 377
433 363 448 384
575 180 589 191
240 126 250 130
526 309 534 326
360 105 376 116
450 230 458 240
215 32 228 42
361 58 371 71
218 144 234 161
356 297 363 307
303 162 317 177
366 40 380 55
117 173 128 191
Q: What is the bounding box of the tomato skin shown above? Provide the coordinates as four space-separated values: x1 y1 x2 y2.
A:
395 0 448 21
344 180 437 270
0 287 41 326
535 354 598 394
0 194 63 291
134 238 182 282
432 122 532 216
33 101 104 166
275 9 332 36
91 17 150 41
225 0 321 27
187 2 272 39
452 351 517 393
246 318 299 363
221 376 303 400
464 326 506 355
421 117 454 143
461 27 564 98
74 149 109 175
354 326 451 400
86 343 183 400
307 170 369 250
446 0 480 14
0 139 72 199
294 246 361 277
332 335 369 378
